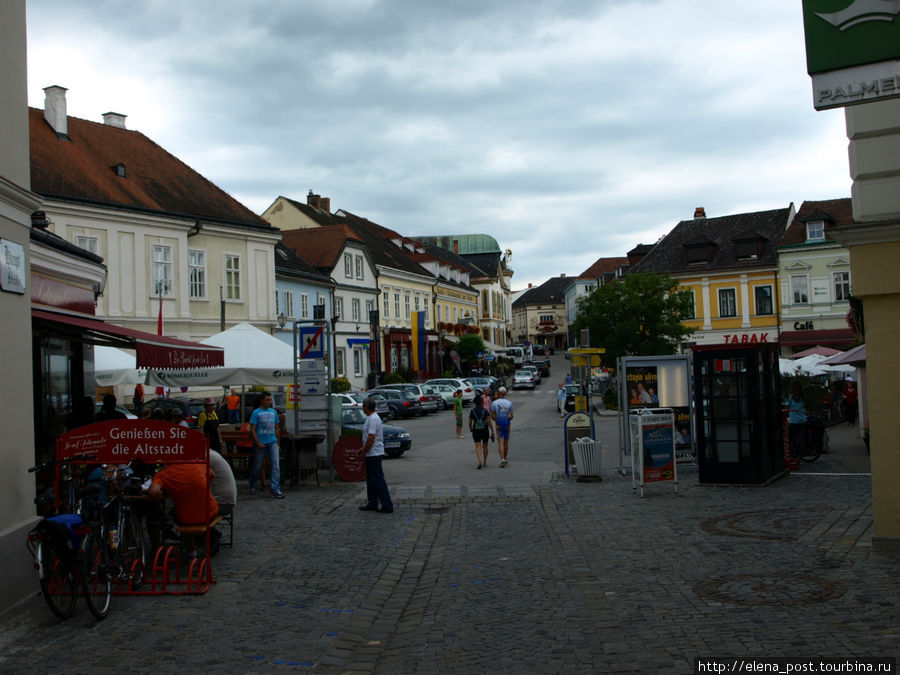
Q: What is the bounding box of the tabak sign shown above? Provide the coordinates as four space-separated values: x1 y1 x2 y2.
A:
56 420 208 463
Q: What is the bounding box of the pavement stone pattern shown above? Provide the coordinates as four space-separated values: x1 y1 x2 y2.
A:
0 468 896 673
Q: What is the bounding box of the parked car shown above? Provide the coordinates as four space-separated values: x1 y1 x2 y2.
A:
512 370 536 389
95 403 138 420
537 360 550 378
340 406 410 458
329 392 390 420
373 384 439 415
563 383 581 413
466 376 499 398
564 348 572 360
423 383 454 410
521 365 541 385
424 378 476 404
374 388 422 419
142 397 206 427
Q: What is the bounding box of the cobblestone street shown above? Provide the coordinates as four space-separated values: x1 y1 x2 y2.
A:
0 465 896 673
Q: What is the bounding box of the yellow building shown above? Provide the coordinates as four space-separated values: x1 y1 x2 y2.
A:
632 205 795 347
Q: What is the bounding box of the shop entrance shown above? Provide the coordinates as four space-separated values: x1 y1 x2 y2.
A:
693 344 782 484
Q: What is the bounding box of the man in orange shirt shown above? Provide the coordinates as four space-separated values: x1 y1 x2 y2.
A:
226 389 241 424
148 464 218 526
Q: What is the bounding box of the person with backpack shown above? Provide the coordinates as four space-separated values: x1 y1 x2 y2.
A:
469 394 495 469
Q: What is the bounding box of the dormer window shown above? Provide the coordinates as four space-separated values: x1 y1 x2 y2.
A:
684 239 716 265
806 220 825 241
113 163 126 177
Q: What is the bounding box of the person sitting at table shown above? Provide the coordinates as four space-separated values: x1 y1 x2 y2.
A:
147 462 219 555
209 449 237 517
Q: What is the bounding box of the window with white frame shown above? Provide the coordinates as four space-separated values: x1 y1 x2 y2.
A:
285 290 295 318
353 348 364 376
833 271 851 302
152 245 173 296
401 346 409 369
275 290 280 316
344 253 353 278
424 302 430 323
394 293 401 318
188 250 207 299
754 285 773 315
791 275 809 304
806 221 825 241
382 291 390 318
355 255 363 279
351 298 360 322
300 292 309 319
335 348 346 377
334 296 344 321
414 295 420 312
718 288 737 317
224 254 241 300
404 294 410 319
75 235 99 255
437 304 442 322
365 299 375 321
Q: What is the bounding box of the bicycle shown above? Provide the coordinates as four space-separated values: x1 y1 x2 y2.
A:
800 415 828 462
26 454 111 620
91 463 148 591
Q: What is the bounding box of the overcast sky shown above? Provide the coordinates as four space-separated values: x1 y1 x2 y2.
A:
26 0 851 288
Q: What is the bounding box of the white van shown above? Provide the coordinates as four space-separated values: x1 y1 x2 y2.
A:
506 346 524 368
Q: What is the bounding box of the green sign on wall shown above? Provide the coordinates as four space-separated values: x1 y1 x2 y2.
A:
803 0 900 109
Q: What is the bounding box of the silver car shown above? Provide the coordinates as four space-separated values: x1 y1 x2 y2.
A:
512 370 536 389
521 365 541 385
423 383 455 410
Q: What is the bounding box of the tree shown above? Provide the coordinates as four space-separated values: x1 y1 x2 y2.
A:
572 273 695 364
455 333 486 367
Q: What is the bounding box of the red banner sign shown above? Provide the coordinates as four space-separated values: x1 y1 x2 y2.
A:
56 420 208 463
332 436 366 482
32 273 96 314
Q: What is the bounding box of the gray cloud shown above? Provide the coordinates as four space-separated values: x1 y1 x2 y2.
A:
27 0 849 287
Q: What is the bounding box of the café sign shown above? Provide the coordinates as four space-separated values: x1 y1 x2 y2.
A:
803 0 900 110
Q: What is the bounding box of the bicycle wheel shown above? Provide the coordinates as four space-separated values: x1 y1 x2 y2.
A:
81 531 112 620
119 510 146 587
37 537 77 619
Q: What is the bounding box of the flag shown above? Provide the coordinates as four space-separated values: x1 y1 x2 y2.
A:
411 311 425 373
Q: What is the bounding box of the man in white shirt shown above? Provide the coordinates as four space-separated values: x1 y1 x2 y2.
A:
358 398 394 514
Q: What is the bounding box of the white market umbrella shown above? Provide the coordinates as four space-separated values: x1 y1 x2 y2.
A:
147 322 296 387
94 346 145 386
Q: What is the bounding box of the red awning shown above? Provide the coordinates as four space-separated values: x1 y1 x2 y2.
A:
779 328 856 346
32 309 224 369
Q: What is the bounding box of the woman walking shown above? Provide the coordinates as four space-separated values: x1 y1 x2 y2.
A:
787 380 807 459
469 394 494 469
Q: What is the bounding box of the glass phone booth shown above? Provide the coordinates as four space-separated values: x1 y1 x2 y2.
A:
692 344 782 484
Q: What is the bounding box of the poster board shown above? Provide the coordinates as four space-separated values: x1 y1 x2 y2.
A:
629 410 677 498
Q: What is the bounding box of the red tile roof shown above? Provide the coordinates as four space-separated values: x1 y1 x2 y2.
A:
578 256 629 279
778 198 853 247
29 108 271 229
281 225 364 272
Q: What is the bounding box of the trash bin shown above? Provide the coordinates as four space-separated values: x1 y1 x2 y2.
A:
571 437 602 482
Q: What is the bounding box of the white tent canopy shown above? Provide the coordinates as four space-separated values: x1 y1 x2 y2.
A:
94 346 145 386
780 353 855 377
147 322 296 387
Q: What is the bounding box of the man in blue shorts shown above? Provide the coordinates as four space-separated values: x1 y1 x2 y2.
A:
490 386 514 467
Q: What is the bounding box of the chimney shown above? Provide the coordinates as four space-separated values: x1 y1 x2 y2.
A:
452 239 459 255
694 206 706 219
321 197 331 213
307 190 321 209
43 85 68 137
102 111 127 129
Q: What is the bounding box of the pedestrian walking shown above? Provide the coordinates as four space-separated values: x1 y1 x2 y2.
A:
490 386 514 467
358 397 394 514
557 383 566 417
453 389 464 439
249 392 285 499
842 379 858 425
469 394 494 469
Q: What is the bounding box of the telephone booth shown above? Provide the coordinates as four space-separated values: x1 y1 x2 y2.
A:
692 344 782 484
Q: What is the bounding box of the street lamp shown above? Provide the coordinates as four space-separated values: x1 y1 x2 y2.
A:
277 312 286 330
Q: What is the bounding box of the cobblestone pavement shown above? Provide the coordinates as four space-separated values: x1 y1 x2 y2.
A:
0 468 896 673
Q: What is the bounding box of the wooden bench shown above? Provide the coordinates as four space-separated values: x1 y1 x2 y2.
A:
175 513 233 549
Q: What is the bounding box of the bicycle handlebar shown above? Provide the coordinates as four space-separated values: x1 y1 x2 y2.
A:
27 452 95 473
